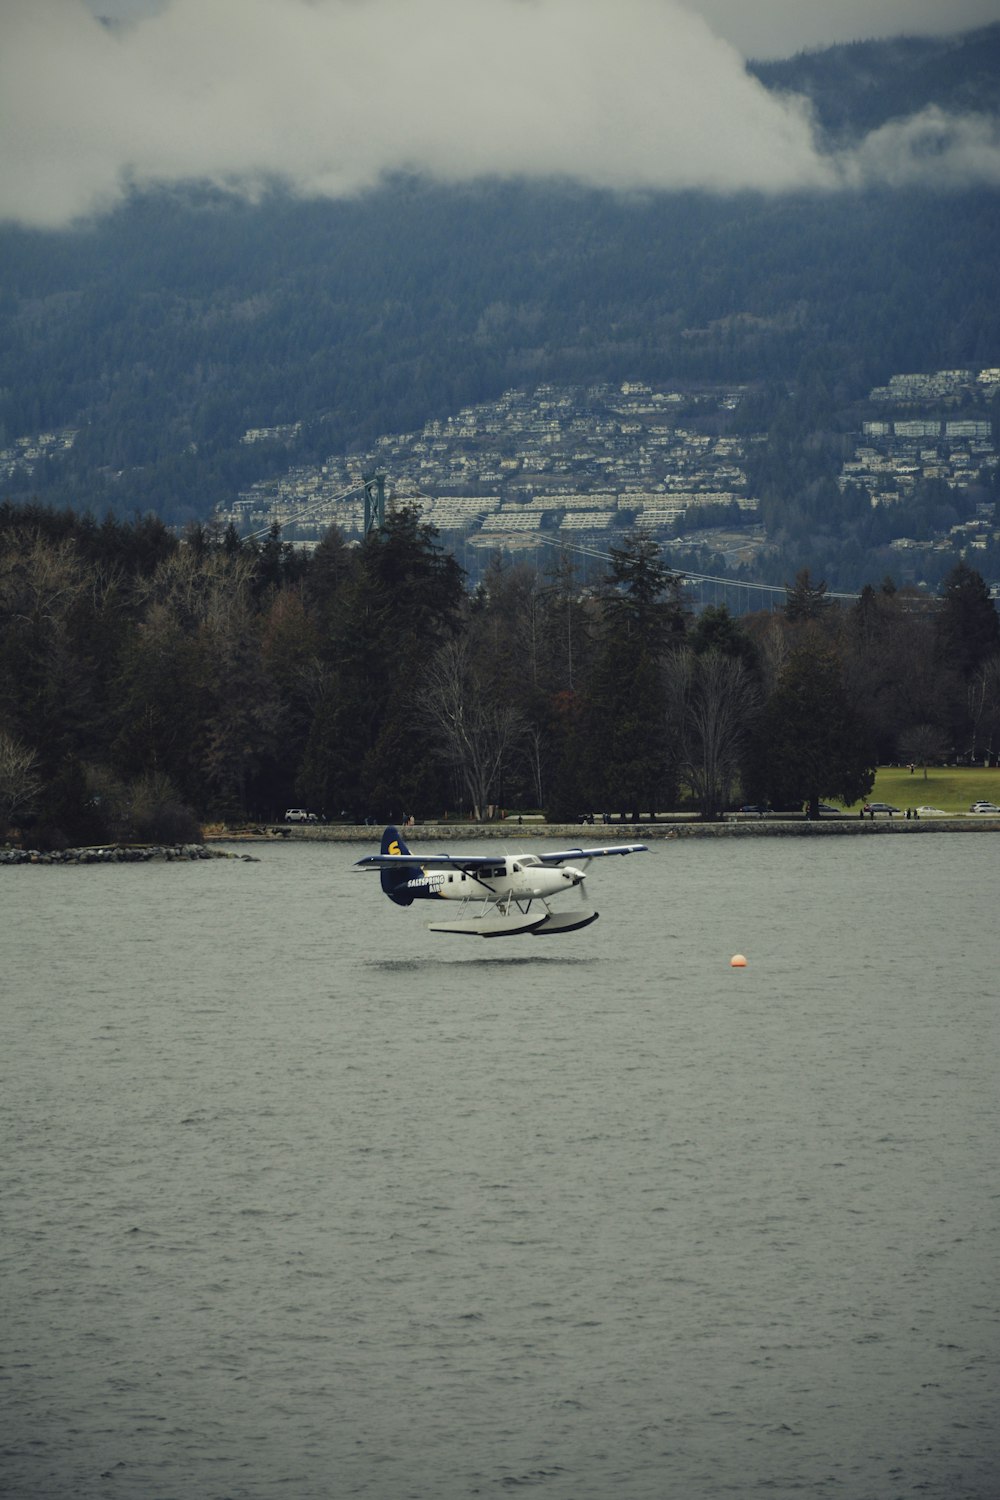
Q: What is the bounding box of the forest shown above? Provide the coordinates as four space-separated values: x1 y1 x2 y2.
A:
2 501 999 848
748 24 1000 143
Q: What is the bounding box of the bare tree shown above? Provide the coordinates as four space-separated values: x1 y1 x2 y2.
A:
746 612 790 697
418 637 527 820
521 721 546 810
897 722 949 778
966 655 1000 764
0 534 87 625
132 546 257 629
666 649 760 820
0 730 41 835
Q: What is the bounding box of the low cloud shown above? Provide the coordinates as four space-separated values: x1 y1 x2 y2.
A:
845 106 1000 189
2 0 999 229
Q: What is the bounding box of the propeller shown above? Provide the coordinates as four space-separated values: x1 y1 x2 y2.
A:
560 864 588 902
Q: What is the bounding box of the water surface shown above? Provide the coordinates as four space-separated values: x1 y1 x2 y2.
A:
2 835 997 1499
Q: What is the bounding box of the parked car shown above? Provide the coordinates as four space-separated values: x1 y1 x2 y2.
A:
863 802 900 816
817 804 841 814
284 808 318 823
915 806 948 817
969 801 1000 813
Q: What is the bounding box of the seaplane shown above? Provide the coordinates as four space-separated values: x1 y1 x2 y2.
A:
354 825 648 937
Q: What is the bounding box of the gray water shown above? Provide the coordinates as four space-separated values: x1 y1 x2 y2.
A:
1 834 997 1500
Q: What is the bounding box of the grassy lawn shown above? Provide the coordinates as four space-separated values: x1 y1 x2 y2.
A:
840 766 1000 814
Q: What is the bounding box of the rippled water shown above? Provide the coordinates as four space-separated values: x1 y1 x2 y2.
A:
2 834 998 1500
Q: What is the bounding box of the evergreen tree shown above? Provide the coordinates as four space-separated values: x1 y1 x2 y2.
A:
753 640 875 817
784 567 831 623
688 604 760 673
936 562 1000 678
578 535 686 817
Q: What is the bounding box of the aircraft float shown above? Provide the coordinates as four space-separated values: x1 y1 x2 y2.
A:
355 825 648 937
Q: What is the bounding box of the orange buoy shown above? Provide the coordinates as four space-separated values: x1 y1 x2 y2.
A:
730 953 747 967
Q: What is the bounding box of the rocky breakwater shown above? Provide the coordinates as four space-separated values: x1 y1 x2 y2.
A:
1 843 258 866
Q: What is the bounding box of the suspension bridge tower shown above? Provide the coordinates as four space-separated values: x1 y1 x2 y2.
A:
363 470 387 537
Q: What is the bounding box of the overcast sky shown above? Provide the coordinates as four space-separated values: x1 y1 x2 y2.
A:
4 0 1000 228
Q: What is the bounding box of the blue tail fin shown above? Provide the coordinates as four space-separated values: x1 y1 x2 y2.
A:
380 825 422 906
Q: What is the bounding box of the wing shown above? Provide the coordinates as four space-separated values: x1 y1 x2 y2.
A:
534 843 648 866
354 851 507 872
354 843 648 872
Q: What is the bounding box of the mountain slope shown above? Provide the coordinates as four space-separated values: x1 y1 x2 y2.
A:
0 25 998 556
750 24 1000 141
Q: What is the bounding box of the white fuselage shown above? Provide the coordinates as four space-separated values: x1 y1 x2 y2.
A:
406 856 585 904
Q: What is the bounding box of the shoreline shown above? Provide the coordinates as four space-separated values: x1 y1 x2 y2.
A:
7 817 998 865
209 816 1000 843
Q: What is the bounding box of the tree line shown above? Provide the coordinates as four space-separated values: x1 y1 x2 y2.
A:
1 500 999 847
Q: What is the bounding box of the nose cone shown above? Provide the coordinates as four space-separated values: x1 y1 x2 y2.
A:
562 865 586 885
